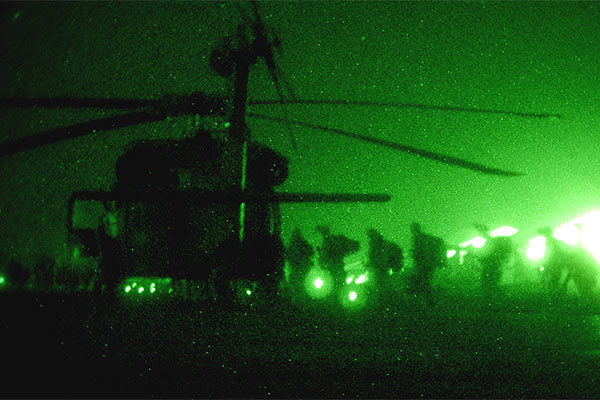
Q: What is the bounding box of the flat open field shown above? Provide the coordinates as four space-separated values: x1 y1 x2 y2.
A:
2 289 600 398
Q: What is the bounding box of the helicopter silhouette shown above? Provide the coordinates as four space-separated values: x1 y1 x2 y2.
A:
0 2 561 297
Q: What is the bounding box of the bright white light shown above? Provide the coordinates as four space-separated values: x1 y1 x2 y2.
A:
305 268 332 299
150 287 156 293
459 250 467 265
349 291 357 301
355 274 366 285
138 287 144 293
553 209 600 263
490 226 519 237
447 249 457 258
314 278 323 289
460 236 486 248
526 236 547 261
460 226 518 250
124 285 131 293
346 277 353 284
471 236 487 248
554 224 580 246
540 266 545 271
246 289 252 296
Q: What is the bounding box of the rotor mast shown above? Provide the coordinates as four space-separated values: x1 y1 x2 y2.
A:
220 21 270 243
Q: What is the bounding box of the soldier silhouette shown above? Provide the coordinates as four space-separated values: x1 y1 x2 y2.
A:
315 225 360 290
285 228 314 291
410 222 445 304
473 224 514 301
367 228 403 299
538 226 599 303
97 201 122 298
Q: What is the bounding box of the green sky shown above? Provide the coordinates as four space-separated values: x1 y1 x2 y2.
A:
0 1 599 265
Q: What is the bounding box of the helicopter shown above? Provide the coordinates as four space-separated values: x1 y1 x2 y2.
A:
0 2 561 299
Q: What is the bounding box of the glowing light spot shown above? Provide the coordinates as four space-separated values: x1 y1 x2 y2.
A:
490 226 519 237
138 287 144 293
387 269 394 276
305 268 332 299
73 247 81 259
150 287 156 293
471 237 486 248
554 224 580 246
447 249 456 258
460 226 518 250
124 285 131 293
168 288 173 294
346 276 353 284
246 289 252 296
540 266 545 271
132 282 137 288
12 11 20 21
223 121 231 128
460 236 486 249
527 236 547 261
355 274 366 285
349 291 357 301
551 210 600 263
459 249 468 264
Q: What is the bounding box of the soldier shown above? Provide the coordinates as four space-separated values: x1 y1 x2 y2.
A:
537 227 571 299
473 224 514 300
367 228 403 296
315 225 360 289
410 222 446 303
285 228 314 290
97 201 122 297
539 226 599 302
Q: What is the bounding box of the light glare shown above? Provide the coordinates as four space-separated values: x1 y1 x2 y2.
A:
460 236 486 249
491 226 519 237
526 236 547 261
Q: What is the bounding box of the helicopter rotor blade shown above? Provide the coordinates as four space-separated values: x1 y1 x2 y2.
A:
249 99 562 119
0 97 157 110
0 93 230 157
249 112 525 177
0 111 166 157
0 93 228 114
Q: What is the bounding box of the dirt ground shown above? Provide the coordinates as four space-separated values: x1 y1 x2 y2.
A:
2 290 600 398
